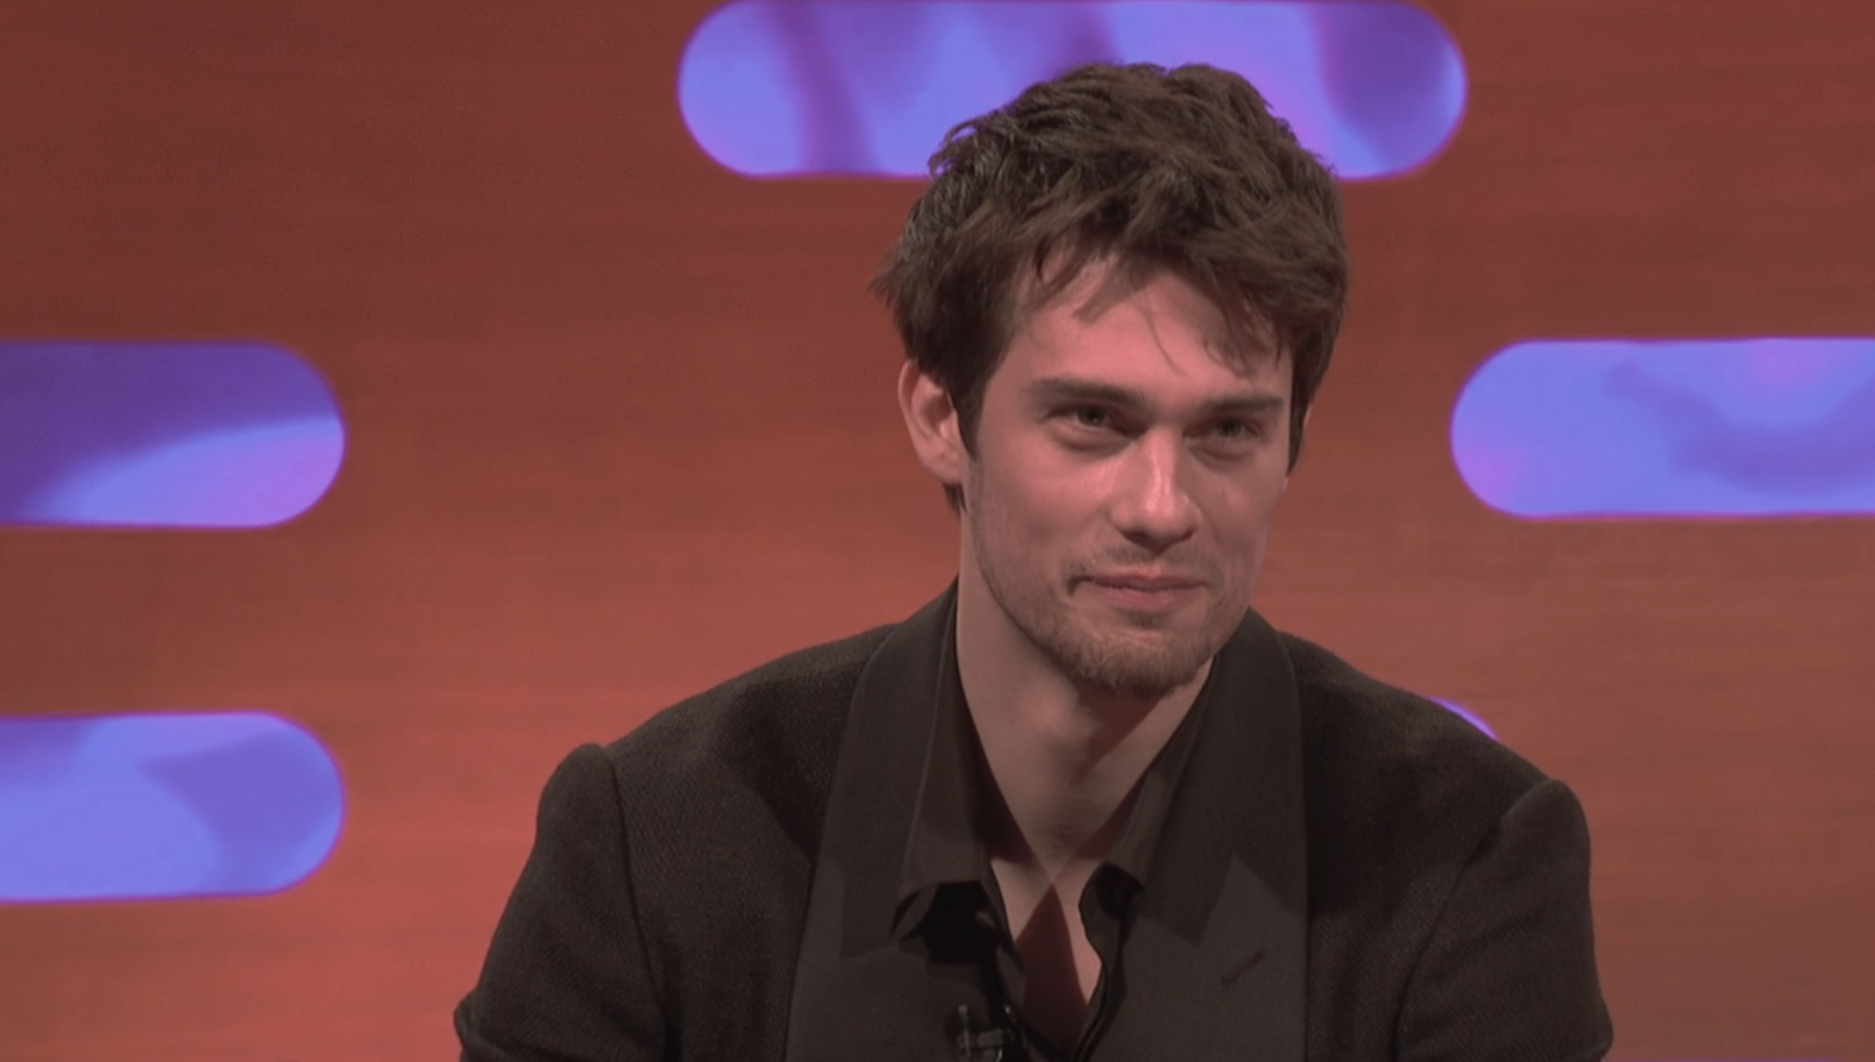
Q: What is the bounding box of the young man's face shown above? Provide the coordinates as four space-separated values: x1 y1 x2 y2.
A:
955 264 1298 699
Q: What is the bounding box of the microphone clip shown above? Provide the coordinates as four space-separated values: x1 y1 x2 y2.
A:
945 1003 1019 1062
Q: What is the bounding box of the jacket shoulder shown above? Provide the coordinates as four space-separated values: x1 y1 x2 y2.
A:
595 623 893 856
1280 634 1610 1058
573 624 897 1050
604 623 890 788
1282 631 1547 817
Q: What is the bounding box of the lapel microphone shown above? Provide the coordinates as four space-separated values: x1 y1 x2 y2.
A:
946 1003 1019 1062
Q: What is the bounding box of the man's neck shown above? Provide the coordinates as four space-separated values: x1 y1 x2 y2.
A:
954 578 1210 875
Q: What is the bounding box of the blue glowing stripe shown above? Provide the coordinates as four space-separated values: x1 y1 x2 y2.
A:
0 342 343 528
678 0 1465 179
1433 699 1495 739
1452 339 1875 519
0 712 343 903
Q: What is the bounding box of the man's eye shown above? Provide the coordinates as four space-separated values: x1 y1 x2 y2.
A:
1068 407 1114 430
1203 418 1269 449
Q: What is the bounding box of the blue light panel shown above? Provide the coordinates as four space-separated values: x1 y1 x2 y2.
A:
1452 339 1875 519
678 0 1465 179
0 712 343 903
0 342 344 528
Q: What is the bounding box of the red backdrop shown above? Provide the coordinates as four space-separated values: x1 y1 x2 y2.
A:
1 0 1871 1058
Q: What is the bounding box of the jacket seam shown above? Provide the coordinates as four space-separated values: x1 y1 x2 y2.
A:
601 745 675 1044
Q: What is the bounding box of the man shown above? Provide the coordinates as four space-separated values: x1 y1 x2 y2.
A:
457 62 1612 1061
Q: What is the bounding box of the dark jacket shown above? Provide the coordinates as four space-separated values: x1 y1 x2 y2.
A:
457 590 1612 1061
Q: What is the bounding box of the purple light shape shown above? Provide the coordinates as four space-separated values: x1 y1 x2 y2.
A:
0 341 344 529
1433 698 1495 739
0 712 344 903
1452 339 1875 519
29 420 343 527
677 0 1466 180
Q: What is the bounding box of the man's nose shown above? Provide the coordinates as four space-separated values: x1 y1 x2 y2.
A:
1110 432 1199 548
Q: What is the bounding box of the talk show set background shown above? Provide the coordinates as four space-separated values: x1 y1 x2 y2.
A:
1 0 1872 1059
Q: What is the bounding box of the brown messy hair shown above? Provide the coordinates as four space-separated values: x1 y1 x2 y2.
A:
871 62 1349 511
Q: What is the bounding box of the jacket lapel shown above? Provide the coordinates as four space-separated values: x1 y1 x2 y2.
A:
784 589 956 1061
783 592 1309 1061
1100 607 1309 1061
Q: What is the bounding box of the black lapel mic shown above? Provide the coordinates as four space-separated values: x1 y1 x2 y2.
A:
946 1003 1019 1062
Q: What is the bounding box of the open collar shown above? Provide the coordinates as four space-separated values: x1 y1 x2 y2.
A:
893 590 1218 936
785 586 1307 1061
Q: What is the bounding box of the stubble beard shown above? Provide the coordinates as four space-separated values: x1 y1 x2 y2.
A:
966 486 1241 703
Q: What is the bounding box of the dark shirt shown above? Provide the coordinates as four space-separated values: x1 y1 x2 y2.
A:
784 592 1296 1061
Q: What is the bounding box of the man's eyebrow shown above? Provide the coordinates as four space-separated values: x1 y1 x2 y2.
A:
1025 376 1287 418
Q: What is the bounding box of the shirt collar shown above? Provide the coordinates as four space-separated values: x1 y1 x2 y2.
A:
893 596 1222 936
790 585 1310 1061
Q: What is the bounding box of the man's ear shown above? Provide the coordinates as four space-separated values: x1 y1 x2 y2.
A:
897 360 967 490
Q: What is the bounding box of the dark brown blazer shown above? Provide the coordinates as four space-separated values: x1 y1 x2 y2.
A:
457 589 1612 1061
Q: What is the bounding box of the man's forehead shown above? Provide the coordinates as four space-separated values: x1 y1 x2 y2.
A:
1014 254 1285 369
1004 325 1293 419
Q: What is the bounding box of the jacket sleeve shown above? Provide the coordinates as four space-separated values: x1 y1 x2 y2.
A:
456 743 668 1061
1396 778 1615 1062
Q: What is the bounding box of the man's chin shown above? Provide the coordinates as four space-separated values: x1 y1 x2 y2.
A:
1058 633 1212 700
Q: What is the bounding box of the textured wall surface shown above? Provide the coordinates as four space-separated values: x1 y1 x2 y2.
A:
1 0 1871 1058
